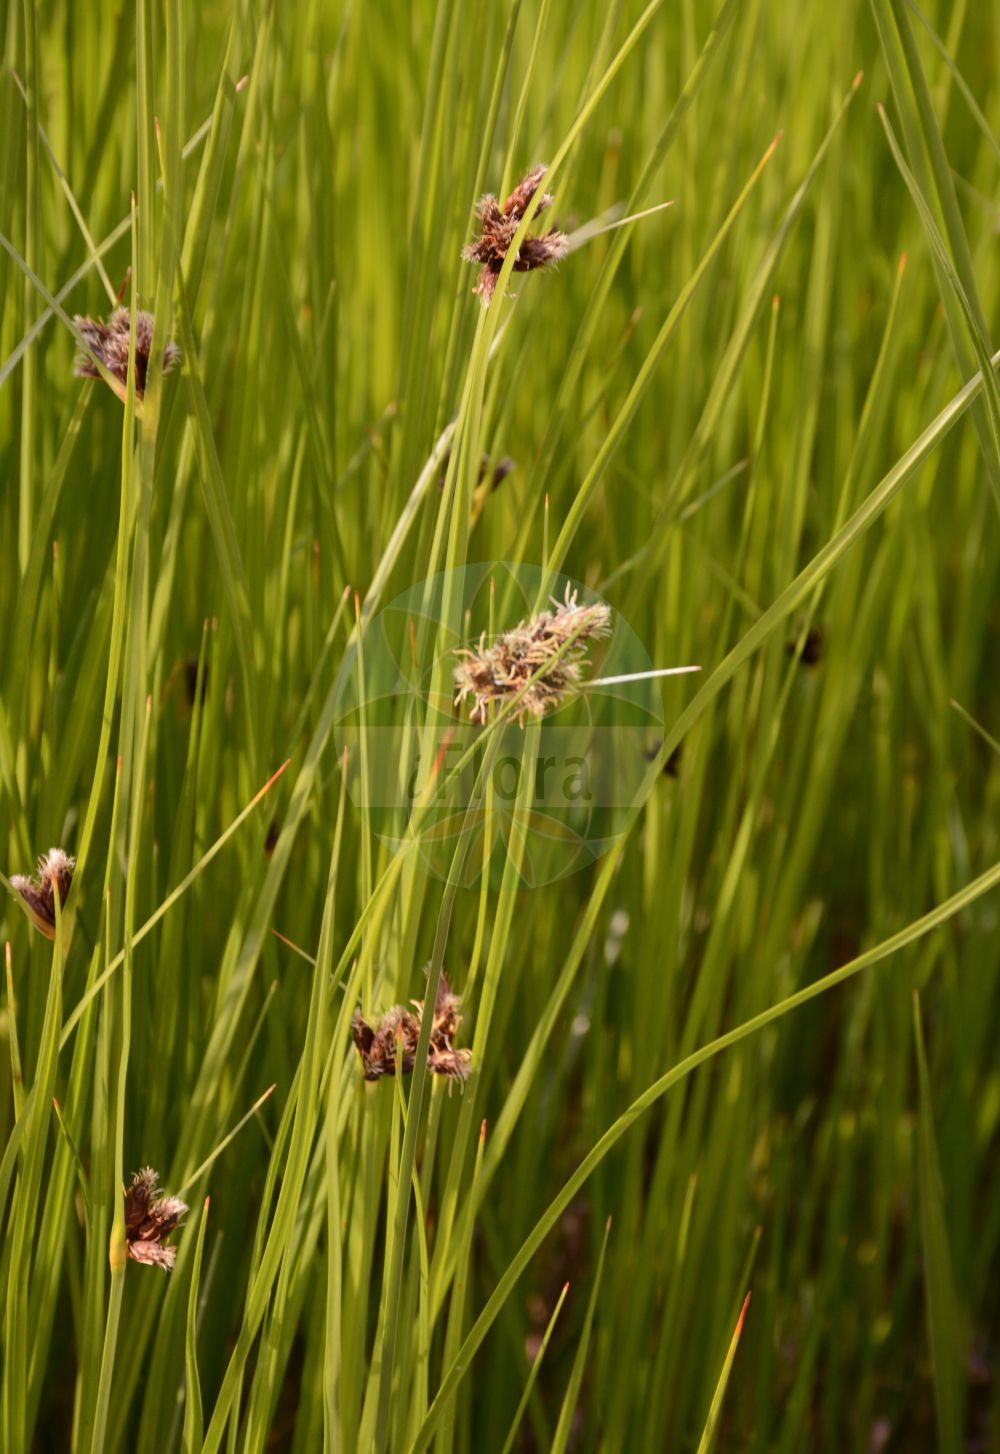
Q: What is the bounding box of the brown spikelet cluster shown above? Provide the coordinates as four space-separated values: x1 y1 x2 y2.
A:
784 624 825 667
463 165 569 304
73 308 182 401
10 848 75 939
351 971 472 1086
123 1167 188 1270
454 587 612 725
439 449 516 493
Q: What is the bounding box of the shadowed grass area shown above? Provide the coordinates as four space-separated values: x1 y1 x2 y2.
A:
1 1 999 1450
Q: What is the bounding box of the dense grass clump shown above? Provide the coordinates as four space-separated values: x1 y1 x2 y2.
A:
1 1 999 1450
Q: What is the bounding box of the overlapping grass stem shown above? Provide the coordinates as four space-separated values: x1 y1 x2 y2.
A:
0 1 999 1452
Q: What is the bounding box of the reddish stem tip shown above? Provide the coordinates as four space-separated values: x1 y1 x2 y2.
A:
256 758 292 801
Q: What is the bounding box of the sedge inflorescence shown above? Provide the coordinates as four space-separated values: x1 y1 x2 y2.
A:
123 1168 188 1271
73 308 182 401
463 165 569 304
351 971 472 1085
454 587 612 726
10 848 75 939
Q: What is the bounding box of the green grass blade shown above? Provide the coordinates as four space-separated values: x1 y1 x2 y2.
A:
695 1292 751 1454
550 1215 612 1454
409 857 1000 1451
912 992 965 1454
876 102 1000 510
498 1281 570 1454
182 1198 210 1454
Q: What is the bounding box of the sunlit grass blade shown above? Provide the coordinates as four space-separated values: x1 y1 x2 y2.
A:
176 1084 276 1198
695 1291 751 1454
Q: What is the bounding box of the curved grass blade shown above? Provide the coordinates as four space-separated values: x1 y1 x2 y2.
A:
876 103 1000 511
871 0 1000 505
408 856 1000 1451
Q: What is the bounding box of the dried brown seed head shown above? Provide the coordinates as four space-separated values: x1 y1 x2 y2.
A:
73 308 182 401
463 166 568 304
501 165 553 219
352 971 472 1086
427 1044 473 1082
454 587 612 725
10 848 75 939
123 1167 187 1271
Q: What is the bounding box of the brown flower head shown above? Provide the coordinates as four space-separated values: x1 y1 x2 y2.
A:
73 308 182 401
463 165 569 303
439 450 516 493
784 625 825 667
352 970 472 1086
10 848 75 939
124 1167 188 1270
454 587 612 725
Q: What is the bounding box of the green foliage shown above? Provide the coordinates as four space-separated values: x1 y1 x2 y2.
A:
1 0 999 1449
